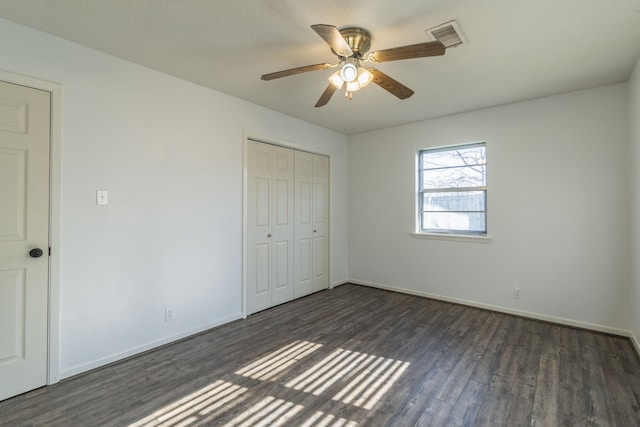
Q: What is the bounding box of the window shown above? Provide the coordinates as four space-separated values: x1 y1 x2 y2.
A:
418 143 487 235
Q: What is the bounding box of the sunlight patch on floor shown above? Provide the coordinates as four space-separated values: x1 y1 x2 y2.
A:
284 347 409 409
332 357 410 409
129 340 409 426
285 348 377 395
235 340 322 380
128 380 248 427
222 396 304 427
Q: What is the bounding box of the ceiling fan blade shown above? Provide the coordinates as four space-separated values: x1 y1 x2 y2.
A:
261 63 332 81
369 68 414 99
311 24 353 58
368 41 445 63
315 84 338 107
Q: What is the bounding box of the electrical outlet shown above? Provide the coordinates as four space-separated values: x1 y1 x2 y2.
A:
513 287 522 300
165 307 174 321
96 190 109 206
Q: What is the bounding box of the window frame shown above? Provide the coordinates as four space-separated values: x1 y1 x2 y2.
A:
416 142 488 237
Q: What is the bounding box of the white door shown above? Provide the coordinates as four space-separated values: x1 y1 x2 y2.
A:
294 151 313 297
270 146 294 306
312 154 329 292
247 141 272 314
246 141 294 314
0 80 50 401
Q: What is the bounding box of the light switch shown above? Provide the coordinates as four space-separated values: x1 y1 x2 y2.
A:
96 190 109 206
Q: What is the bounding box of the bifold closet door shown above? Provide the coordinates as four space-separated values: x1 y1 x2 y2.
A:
295 151 329 297
294 151 313 297
246 141 294 314
311 154 329 292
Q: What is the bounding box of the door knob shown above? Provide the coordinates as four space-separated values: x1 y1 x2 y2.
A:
314 229 317 233
267 234 272 238
29 248 44 258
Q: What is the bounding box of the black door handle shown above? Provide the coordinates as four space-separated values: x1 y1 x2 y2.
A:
29 248 44 258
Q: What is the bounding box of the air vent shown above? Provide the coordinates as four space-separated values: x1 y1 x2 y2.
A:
425 20 467 48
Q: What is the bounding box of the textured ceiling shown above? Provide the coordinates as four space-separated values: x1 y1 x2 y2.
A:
1 0 639 134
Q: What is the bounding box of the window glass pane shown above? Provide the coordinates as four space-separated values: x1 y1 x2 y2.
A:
423 165 486 189
418 143 487 235
422 191 485 213
422 145 486 169
421 212 486 233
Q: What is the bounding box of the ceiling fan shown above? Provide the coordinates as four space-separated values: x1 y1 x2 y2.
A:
261 24 446 107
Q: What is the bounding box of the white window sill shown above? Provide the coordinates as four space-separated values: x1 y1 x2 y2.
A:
410 232 493 243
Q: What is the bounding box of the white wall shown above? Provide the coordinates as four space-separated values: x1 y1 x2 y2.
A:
348 84 631 333
0 18 348 378
630 56 640 351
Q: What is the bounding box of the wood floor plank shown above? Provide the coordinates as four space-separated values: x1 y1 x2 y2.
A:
444 379 487 426
1 284 639 426
503 323 541 426
531 350 561 425
557 330 588 426
597 336 640 425
579 331 619 426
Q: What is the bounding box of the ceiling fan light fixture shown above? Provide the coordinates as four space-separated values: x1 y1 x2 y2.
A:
346 80 361 93
340 62 358 82
329 70 344 89
357 67 373 87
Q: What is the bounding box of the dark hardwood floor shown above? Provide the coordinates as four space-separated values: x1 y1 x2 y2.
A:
2 284 640 426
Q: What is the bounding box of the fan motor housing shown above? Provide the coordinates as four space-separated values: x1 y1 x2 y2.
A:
336 26 371 58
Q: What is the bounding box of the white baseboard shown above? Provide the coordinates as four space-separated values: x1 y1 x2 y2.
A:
349 280 632 338
59 313 243 380
330 280 351 289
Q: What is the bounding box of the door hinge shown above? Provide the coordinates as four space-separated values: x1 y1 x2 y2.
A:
48 247 51 256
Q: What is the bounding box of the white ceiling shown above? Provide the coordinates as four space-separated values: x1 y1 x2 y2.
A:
1 0 639 135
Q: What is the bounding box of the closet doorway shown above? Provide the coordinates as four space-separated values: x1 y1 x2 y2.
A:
244 138 329 315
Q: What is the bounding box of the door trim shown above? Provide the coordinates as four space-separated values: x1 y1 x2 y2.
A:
242 131 331 318
0 70 63 385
